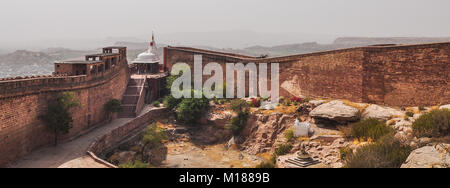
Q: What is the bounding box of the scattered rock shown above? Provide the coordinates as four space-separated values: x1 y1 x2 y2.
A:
401 144 450 168
309 100 360 123
226 136 239 150
174 127 189 134
418 137 432 146
308 100 326 107
362 104 403 121
113 151 137 165
296 103 313 115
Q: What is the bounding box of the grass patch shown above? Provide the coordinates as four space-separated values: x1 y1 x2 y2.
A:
341 100 369 111
152 101 160 107
412 109 450 138
405 111 415 117
274 143 293 156
284 128 295 142
348 118 394 141
118 160 151 168
344 135 411 168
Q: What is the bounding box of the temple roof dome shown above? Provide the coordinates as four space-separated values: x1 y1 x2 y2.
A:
132 33 160 64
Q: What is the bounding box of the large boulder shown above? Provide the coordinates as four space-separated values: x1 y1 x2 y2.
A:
362 104 404 121
401 144 450 168
309 100 360 123
439 104 450 110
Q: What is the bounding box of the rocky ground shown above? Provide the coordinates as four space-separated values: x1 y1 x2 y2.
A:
107 100 450 168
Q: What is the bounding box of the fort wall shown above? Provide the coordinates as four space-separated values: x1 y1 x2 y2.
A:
0 63 130 166
164 42 450 106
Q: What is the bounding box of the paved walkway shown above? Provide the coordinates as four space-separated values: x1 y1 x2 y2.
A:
8 118 132 168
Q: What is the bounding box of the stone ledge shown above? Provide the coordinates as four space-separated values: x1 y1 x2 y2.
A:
86 107 168 168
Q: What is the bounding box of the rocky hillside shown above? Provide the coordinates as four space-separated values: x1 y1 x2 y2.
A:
0 48 92 78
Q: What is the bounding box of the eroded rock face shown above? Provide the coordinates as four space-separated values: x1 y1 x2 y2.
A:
401 144 450 168
309 100 360 123
110 151 137 165
240 113 295 154
362 104 404 121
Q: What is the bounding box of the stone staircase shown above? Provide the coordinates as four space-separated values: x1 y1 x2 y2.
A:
119 78 145 118
285 157 321 168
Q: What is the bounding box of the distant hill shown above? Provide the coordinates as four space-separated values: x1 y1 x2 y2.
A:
203 37 450 57
2 37 450 78
333 37 450 46
0 48 94 78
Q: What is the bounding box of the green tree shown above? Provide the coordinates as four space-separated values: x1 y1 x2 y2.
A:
104 99 122 121
227 99 250 135
140 123 168 162
41 92 80 146
176 96 210 123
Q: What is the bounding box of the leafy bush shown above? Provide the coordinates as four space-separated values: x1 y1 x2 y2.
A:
230 99 250 114
291 97 302 103
176 97 210 123
344 135 411 168
255 161 276 168
118 160 151 168
104 99 122 113
406 111 415 117
418 106 426 111
250 98 260 107
152 101 160 107
412 109 450 138
339 147 353 161
163 95 182 110
140 123 168 163
227 99 250 135
274 143 293 156
228 112 249 135
104 99 122 121
284 128 295 142
284 98 291 106
349 118 394 141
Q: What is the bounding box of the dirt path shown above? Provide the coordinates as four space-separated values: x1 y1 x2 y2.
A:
7 118 132 168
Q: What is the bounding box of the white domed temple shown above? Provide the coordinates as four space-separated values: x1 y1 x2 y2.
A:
119 33 168 118
131 33 161 74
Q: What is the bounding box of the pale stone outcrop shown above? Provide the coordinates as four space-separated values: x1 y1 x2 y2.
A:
439 104 450 110
362 104 404 121
309 100 360 123
240 113 295 154
401 144 450 168
308 100 326 107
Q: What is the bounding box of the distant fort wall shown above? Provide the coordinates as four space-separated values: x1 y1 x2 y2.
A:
164 42 450 107
0 57 130 166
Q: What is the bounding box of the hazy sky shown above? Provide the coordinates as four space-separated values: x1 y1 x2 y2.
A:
1 0 450 49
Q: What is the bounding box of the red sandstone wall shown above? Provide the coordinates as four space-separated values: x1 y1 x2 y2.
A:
0 64 130 166
164 43 449 106
165 47 365 101
363 43 450 106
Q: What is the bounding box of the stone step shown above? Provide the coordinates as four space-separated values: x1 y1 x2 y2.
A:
122 95 139 104
285 158 321 168
127 79 145 86
125 87 142 95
